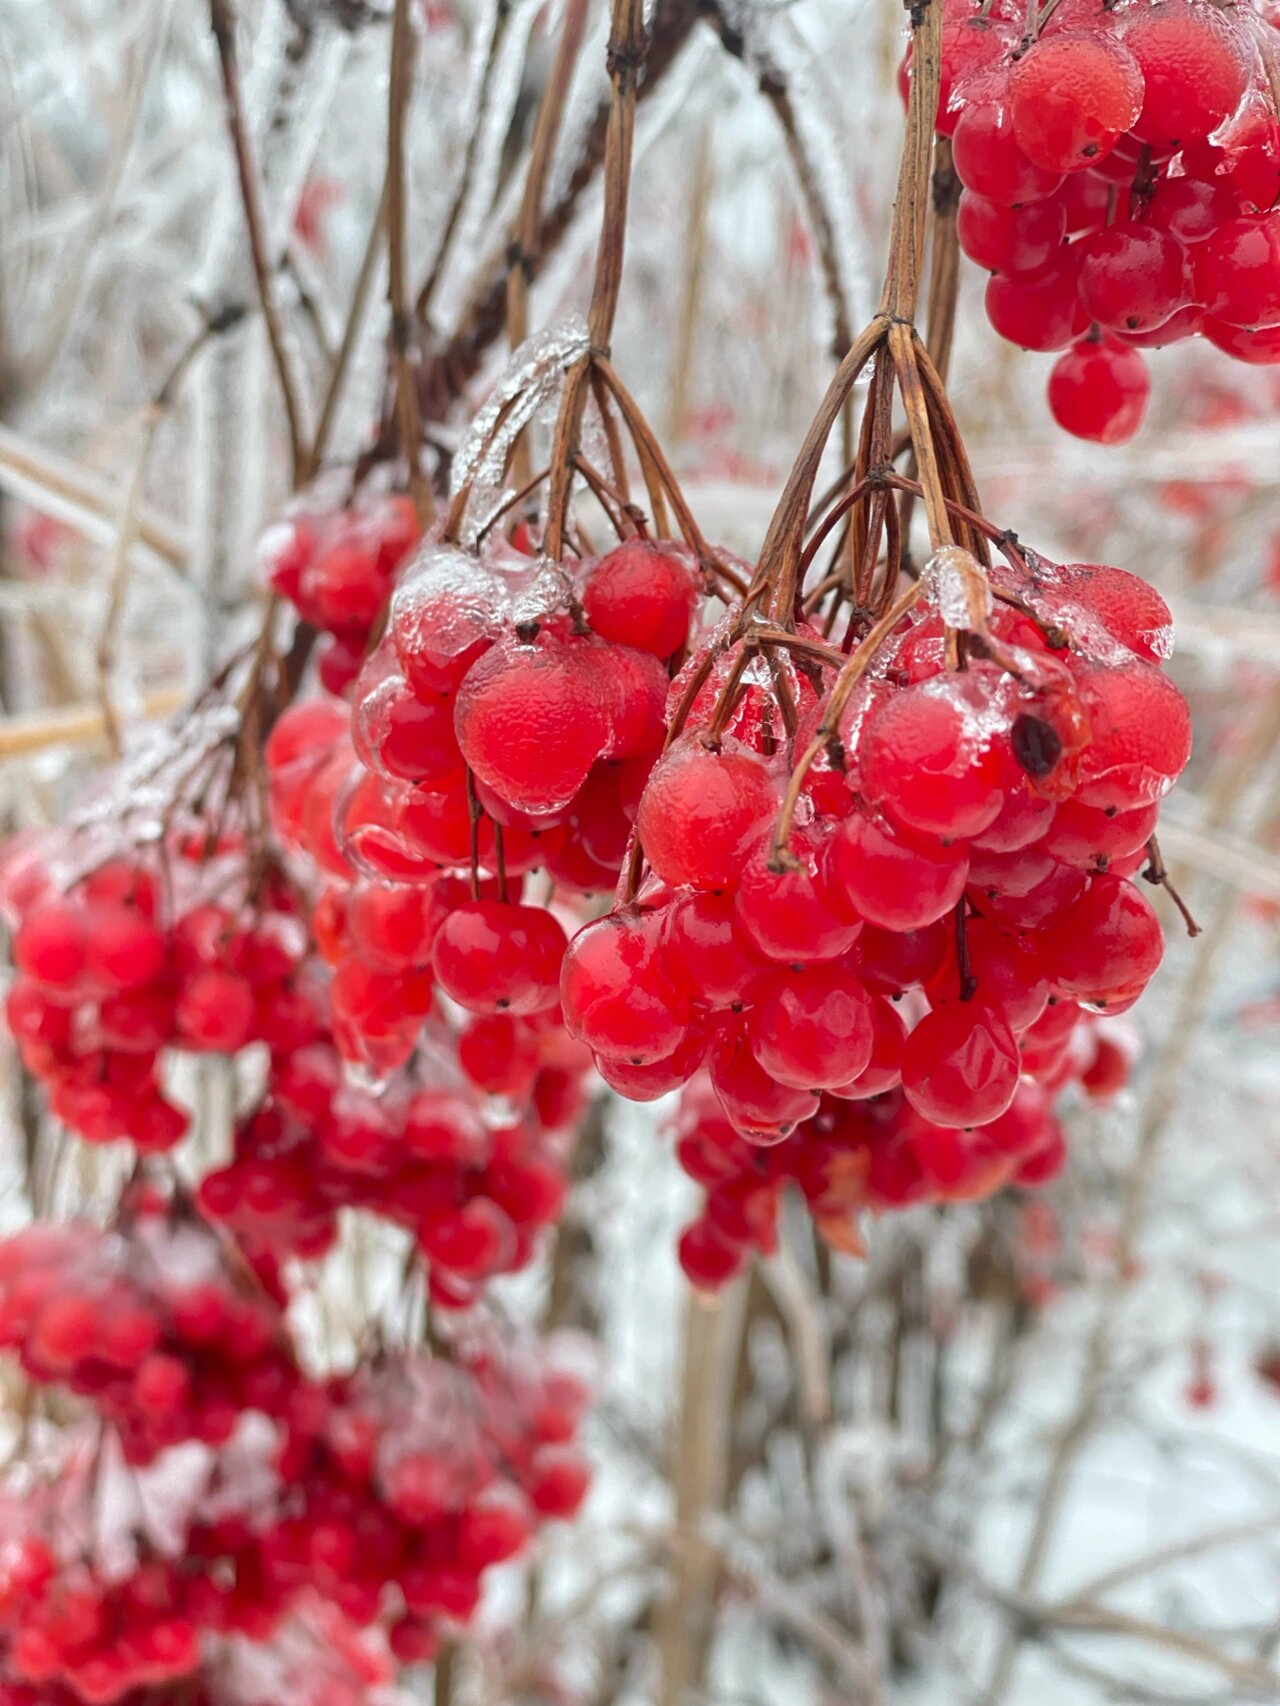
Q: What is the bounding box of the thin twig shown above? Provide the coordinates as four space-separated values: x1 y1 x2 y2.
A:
0 688 188 761
209 0 307 485
387 0 433 525
656 1285 749 1706
0 424 186 572
308 179 388 476
543 0 648 560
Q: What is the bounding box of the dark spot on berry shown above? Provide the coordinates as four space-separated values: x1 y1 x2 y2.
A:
1012 713 1063 778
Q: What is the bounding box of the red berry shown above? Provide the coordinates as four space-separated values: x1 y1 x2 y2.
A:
14 903 86 990
1047 336 1150 444
825 813 969 932
1203 316 1280 363
957 192 1067 275
454 629 611 815
857 677 1008 840
1010 33 1144 175
1037 873 1165 1007
901 1003 1021 1127
985 250 1088 351
750 964 875 1090
583 539 697 659
1122 0 1249 150
561 911 688 1063
636 738 778 891
432 902 567 1016
1079 223 1189 333
953 99 1064 207
1193 215 1280 329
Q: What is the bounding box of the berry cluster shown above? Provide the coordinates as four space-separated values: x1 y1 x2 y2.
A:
562 550 1190 1216
268 1330 592 1662
672 1008 1134 1288
0 1193 592 1701
2 835 318 1152
916 0 1280 441
260 486 421 695
0 1199 300 1464
356 532 699 893
263 529 702 1076
198 1021 583 1309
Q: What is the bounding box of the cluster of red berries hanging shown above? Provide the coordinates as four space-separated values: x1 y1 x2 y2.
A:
198 996 584 1310
672 1010 1138 1288
1 736 319 1153
911 0 1280 440
560 543 1190 1282
261 483 422 695
0 1190 592 1704
351 528 700 898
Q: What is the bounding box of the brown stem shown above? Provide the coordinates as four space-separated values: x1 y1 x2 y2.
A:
543 0 648 560
307 179 387 477
388 0 433 526
419 0 698 419
507 0 591 488
209 0 307 485
881 0 944 323
889 320 951 551
417 3 514 328
701 645 756 748
572 454 638 540
925 136 961 383
591 366 634 508
955 897 977 1000
593 359 721 571
751 316 888 619
771 579 923 863
473 463 552 545
1142 834 1203 938
465 768 483 902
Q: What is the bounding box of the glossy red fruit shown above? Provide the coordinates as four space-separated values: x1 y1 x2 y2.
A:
1078 224 1189 333
901 1003 1021 1127
636 737 777 891
1202 317 1280 364
582 540 697 659
1047 336 1150 444
1048 562 1173 662
857 678 1007 840
956 192 1067 275
985 250 1088 351
432 902 567 1015
749 965 875 1090
561 911 688 1063
733 843 860 963
1193 215 1280 329
663 890 764 1004
952 100 1064 207
829 997 908 1099
1072 658 1193 810
1122 0 1250 150
709 1029 818 1142
1036 874 1165 1007
454 630 611 815
1009 33 1144 175
825 813 969 932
